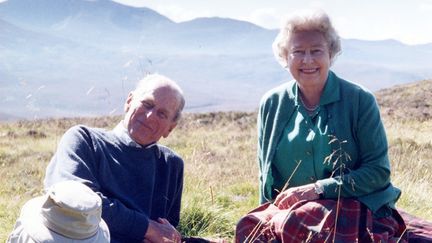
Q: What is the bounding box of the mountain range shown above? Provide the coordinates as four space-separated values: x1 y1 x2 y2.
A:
1 0 431 120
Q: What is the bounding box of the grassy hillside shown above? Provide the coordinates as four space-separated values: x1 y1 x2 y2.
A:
376 79 432 224
0 80 431 241
377 79 432 121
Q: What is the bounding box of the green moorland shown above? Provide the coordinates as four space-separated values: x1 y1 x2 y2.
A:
0 79 431 241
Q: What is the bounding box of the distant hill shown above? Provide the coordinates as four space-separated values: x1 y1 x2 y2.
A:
1 0 432 120
376 79 432 121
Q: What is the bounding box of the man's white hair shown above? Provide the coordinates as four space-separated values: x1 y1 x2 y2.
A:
134 74 185 122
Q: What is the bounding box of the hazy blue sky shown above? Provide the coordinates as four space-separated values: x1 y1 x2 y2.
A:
113 0 432 45
0 0 429 45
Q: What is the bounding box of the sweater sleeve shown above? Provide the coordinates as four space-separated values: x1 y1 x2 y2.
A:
319 91 391 199
167 159 183 227
43 126 149 241
257 101 266 204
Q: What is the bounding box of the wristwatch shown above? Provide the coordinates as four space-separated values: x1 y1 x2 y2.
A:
314 182 324 199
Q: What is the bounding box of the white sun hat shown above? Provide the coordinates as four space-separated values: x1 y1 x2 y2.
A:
7 180 110 243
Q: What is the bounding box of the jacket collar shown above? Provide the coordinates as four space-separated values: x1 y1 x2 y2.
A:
319 70 340 105
291 70 340 106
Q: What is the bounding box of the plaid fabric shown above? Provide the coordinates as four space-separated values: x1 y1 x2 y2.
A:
235 199 407 243
398 209 432 242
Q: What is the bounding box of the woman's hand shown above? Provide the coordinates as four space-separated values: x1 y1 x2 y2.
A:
274 183 320 209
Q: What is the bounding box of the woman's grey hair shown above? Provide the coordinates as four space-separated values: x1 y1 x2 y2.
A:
134 74 185 122
272 9 341 68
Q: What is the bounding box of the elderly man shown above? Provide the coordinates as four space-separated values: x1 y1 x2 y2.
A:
44 74 185 243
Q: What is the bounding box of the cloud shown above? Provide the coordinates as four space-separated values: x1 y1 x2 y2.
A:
419 3 432 11
153 4 212 22
309 1 326 8
243 8 283 29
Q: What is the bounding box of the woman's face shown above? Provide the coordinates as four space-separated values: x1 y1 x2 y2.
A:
286 30 331 89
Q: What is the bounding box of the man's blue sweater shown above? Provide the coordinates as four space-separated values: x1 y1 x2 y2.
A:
44 123 184 243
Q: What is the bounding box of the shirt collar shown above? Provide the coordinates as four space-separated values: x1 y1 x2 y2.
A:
113 122 161 158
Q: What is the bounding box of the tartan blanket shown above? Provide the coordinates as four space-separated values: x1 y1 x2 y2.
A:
235 199 407 242
398 209 432 242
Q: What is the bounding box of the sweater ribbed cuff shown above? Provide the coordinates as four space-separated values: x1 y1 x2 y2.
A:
128 211 149 241
317 177 343 199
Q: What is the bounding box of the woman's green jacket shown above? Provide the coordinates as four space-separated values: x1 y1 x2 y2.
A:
258 71 401 217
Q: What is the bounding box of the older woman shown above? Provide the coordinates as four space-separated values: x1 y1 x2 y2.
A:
236 10 406 242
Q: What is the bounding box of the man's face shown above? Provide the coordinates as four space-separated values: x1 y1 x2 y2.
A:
123 85 179 146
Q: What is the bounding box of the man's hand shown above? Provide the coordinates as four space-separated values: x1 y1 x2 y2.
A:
144 218 182 243
274 183 320 209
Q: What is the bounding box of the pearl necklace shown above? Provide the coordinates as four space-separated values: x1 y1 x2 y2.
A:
299 94 319 112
